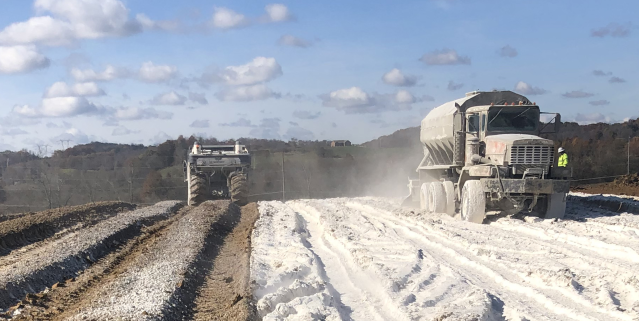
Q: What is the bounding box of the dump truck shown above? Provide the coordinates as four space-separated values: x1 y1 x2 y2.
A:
403 90 571 223
184 141 250 206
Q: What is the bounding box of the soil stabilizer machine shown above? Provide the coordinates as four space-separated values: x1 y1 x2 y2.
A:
184 141 250 206
403 90 571 223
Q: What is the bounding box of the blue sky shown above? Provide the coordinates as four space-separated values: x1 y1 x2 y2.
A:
0 0 636 152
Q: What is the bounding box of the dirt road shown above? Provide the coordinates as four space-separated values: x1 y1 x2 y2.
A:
0 200 259 321
251 195 639 321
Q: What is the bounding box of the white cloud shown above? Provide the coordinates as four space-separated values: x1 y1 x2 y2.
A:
43 81 105 98
190 120 209 128
71 64 130 82
188 92 208 105
264 4 293 22
220 57 282 86
589 100 610 106
0 45 50 73
13 97 102 118
215 84 279 102
321 87 420 113
419 49 471 65
40 97 100 117
113 107 172 120
395 90 416 104
211 7 249 29
322 87 373 110
138 61 178 83
0 0 145 46
382 68 417 87
514 81 547 95
574 113 612 125
278 35 310 48
150 91 187 105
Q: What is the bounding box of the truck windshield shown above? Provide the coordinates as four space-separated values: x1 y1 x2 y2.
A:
487 107 538 132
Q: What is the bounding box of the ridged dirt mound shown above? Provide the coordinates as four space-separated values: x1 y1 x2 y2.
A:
1 201 259 321
0 202 135 255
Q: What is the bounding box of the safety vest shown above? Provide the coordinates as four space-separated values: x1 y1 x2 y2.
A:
558 153 568 167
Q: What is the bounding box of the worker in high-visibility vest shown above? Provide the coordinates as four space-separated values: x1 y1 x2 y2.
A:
557 147 568 167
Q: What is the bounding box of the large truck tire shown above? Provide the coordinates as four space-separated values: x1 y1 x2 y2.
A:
428 182 447 213
189 173 208 206
419 183 430 211
230 173 249 205
460 180 486 223
544 193 567 219
442 181 456 216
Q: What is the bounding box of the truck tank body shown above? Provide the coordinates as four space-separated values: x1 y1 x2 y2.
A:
420 91 533 166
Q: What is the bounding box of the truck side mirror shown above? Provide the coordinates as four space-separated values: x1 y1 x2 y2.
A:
540 112 561 134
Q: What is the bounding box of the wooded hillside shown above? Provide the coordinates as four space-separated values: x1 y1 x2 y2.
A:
0 118 637 213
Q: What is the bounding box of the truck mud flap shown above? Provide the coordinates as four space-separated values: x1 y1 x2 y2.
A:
482 179 570 194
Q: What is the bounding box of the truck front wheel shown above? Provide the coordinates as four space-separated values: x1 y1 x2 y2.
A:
428 182 447 213
461 180 486 223
419 183 430 211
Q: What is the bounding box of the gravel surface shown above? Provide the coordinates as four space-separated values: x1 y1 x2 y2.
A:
0 201 180 310
191 202 260 321
67 201 231 320
0 202 135 255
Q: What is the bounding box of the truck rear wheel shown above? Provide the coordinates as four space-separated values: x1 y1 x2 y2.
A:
461 180 486 223
419 183 430 211
189 173 208 206
428 182 447 213
442 181 455 216
230 173 248 205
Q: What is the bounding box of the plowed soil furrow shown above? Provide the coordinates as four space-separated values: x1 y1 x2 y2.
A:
0 201 180 311
189 203 260 321
0 202 136 256
5 210 185 320
58 201 233 320
1 200 260 321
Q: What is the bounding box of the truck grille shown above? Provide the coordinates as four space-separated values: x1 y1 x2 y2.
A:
510 145 553 165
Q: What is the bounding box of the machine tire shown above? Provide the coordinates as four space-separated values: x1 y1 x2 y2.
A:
419 183 430 211
428 182 447 213
189 173 208 206
460 180 486 224
544 193 567 219
230 173 248 205
442 181 456 216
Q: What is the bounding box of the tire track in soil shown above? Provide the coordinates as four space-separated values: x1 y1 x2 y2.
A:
188 203 260 321
0 202 136 256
